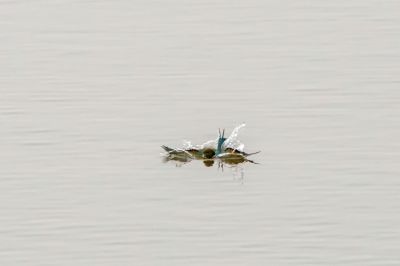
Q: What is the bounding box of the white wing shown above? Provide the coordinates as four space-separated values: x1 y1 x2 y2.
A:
223 123 246 151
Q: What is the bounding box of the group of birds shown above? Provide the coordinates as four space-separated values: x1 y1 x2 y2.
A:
161 124 260 167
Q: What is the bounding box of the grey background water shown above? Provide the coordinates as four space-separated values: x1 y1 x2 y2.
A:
1 1 400 265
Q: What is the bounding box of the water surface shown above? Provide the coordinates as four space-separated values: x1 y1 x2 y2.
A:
1 1 400 265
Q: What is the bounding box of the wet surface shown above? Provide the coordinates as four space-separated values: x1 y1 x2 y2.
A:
1 1 400 265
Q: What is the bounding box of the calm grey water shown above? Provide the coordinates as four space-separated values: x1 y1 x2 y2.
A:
1 1 400 265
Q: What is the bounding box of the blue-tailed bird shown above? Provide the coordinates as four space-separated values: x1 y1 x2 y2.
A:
161 124 260 164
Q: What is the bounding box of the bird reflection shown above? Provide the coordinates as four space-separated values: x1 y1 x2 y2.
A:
203 159 215 167
162 152 257 168
161 124 259 170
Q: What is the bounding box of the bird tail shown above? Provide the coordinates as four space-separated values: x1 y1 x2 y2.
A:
246 158 259 164
161 145 174 152
244 151 261 157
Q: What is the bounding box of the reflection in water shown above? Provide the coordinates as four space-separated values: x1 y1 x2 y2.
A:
163 155 252 181
161 124 259 173
162 152 253 181
162 152 257 167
